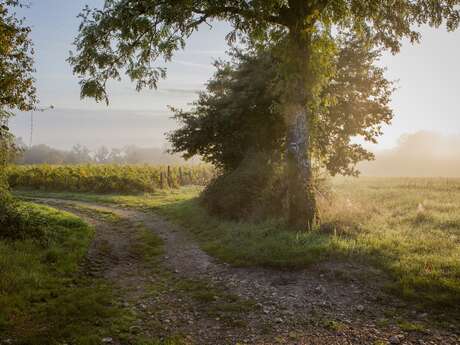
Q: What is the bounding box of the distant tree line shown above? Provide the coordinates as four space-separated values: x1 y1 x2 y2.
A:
14 142 197 165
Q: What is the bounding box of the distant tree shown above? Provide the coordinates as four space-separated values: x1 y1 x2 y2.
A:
69 0 460 229
65 144 92 164
123 145 143 164
123 145 187 165
107 147 125 164
14 144 192 165
16 144 66 164
94 145 110 164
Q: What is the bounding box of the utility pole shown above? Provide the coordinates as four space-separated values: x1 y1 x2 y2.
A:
29 105 54 148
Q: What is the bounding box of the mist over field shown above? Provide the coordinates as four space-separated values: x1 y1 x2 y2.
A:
10 108 460 176
359 131 460 177
10 108 178 150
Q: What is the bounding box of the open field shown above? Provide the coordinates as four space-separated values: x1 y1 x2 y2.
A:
14 177 460 326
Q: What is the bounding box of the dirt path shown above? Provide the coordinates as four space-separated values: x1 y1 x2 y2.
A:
34 197 459 345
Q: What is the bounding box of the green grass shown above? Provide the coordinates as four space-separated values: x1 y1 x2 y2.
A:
397 320 426 333
132 224 165 265
0 202 125 345
328 177 460 309
0 199 189 344
68 203 123 223
14 178 460 318
133 337 189 345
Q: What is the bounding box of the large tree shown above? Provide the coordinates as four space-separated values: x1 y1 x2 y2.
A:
0 0 36 155
0 0 36 225
169 35 393 177
0 0 36 166
69 0 460 230
168 37 393 220
0 0 36 113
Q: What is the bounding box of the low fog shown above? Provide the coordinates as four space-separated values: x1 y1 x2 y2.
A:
10 107 460 177
359 131 460 177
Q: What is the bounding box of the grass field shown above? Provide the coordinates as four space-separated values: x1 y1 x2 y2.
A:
15 177 460 321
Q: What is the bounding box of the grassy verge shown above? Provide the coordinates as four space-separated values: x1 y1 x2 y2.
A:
328 178 460 308
0 202 122 345
0 199 190 345
14 178 460 318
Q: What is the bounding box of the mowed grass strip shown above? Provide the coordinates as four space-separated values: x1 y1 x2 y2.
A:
15 178 460 315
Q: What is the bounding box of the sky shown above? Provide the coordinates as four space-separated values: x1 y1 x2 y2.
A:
8 0 460 151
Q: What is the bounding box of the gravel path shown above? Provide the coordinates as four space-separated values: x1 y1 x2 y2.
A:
33 197 460 345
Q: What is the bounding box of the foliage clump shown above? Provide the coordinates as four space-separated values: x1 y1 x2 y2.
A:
0 0 36 111
201 152 280 220
0 0 36 233
169 40 393 221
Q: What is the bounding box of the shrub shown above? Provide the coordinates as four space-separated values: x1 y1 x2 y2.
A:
201 152 333 222
201 152 283 220
0 171 26 240
1 171 60 242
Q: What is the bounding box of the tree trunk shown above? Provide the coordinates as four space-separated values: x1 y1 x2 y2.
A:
285 104 316 230
284 24 317 231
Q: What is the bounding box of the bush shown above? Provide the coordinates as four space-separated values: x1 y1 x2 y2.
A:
1 171 58 242
200 152 333 222
0 197 39 242
201 152 284 220
0 171 14 223
0 172 27 240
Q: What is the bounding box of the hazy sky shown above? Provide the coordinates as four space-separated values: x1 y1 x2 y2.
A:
9 0 460 150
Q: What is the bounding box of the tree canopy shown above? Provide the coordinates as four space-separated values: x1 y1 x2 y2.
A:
0 0 36 165
70 0 460 104
0 0 36 112
0 0 36 225
169 34 393 176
